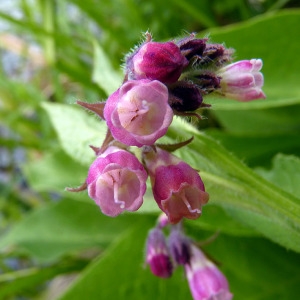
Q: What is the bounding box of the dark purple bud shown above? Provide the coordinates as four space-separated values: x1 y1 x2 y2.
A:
204 44 225 60
194 72 221 94
178 38 207 61
168 229 191 265
145 228 173 278
168 81 203 112
201 43 234 67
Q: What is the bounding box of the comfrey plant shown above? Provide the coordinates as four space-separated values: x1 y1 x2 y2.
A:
67 32 265 299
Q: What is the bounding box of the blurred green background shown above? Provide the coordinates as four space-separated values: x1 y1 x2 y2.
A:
1 0 300 299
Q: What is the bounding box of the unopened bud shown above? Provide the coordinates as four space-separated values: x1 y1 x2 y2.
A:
145 228 173 278
178 38 207 61
168 228 191 265
185 245 233 300
168 81 203 112
126 41 188 84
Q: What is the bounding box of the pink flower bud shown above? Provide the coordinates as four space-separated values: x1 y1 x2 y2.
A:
104 80 173 147
185 245 233 300
157 213 169 229
145 228 173 278
86 146 147 216
218 59 266 101
127 41 188 83
143 147 209 224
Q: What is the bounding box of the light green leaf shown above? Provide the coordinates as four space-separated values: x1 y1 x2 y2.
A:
22 149 88 192
42 102 107 166
92 41 123 95
256 154 300 198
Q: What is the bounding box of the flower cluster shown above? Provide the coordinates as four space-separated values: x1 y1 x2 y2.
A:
145 214 233 300
68 32 265 223
68 32 265 299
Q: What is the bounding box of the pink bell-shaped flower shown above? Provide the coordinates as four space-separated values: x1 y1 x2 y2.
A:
143 147 209 224
104 79 173 147
86 146 148 216
185 245 233 300
218 59 266 101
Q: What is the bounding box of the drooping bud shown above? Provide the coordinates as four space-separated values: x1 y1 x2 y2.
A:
145 228 173 278
126 41 188 84
201 43 234 67
168 228 191 265
217 59 266 101
143 147 209 224
168 81 203 112
185 244 233 300
104 79 173 147
193 72 221 95
157 213 169 229
86 146 147 216
177 37 207 61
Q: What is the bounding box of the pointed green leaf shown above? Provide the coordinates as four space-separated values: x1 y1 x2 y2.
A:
41 102 107 166
256 154 300 198
92 41 123 95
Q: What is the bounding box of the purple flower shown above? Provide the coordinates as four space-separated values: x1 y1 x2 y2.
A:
218 59 266 101
126 41 188 84
145 228 173 278
185 245 233 300
104 80 173 147
143 147 209 224
86 146 147 216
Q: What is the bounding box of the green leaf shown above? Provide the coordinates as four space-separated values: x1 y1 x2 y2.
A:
22 149 88 192
59 222 300 300
0 199 147 262
186 205 257 237
201 10 300 135
204 234 300 299
166 118 300 252
58 219 192 300
256 154 300 198
41 102 107 166
92 41 123 95
0 260 86 299
205 9 300 110
206 130 300 167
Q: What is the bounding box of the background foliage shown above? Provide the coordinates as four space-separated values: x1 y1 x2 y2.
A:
1 0 300 299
